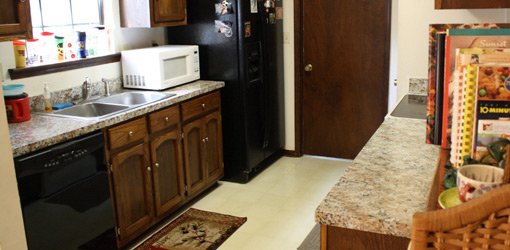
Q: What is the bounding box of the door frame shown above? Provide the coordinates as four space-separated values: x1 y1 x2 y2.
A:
292 0 304 157
292 0 392 157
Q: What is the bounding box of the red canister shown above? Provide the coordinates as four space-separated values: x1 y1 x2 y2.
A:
5 93 31 123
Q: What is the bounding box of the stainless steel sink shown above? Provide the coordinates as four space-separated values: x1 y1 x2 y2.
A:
95 91 174 106
42 90 177 120
50 103 130 119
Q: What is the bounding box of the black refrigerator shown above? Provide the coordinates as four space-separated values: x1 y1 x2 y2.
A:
167 0 284 183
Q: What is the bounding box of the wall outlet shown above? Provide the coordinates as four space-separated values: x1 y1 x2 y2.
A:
283 32 290 44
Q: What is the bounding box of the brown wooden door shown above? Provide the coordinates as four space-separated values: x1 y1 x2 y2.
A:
150 128 185 218
110 143 153 241
203 111 224 182
153 0 186 24
301 0 391 159
182 119 206 196
0 0 32 41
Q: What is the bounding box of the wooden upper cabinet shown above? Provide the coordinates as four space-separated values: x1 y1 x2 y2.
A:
120 0 187 27
435 0 510 9
153 0 186 24
0 0 32 41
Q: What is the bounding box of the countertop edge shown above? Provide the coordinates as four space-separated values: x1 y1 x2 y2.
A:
314 116 439 238
10 80 225 157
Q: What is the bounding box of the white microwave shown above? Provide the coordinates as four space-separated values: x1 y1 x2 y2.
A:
121 45 200 90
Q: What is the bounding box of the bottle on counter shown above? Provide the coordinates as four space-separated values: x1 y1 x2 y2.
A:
55 35 65 61
26 39 42 66
12 40 26 69
44 83 52 112
77 31 87 58
39 31 55 64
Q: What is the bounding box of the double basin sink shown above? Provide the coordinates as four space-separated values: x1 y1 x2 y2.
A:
47 91 176 120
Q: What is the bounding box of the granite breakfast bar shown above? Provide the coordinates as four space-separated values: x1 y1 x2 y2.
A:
315 115 440 249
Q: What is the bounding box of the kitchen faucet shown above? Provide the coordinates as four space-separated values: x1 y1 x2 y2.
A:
102 78 111 97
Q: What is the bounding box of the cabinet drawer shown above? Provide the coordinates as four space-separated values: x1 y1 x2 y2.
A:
181 91 220 122
108 117 147 150
149 105 180 133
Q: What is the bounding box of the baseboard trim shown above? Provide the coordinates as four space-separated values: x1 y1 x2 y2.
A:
283 150 301 157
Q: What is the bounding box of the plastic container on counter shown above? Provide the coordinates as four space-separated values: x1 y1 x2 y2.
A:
12 40 26 68
39 31 55 64
26 39 41 66
64 33 78 60
55 35 65 61
77 31 87 58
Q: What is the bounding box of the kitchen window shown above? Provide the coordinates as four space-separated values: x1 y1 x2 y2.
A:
8 0 118 80
30 0 104 35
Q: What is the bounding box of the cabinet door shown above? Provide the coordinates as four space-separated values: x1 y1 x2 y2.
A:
182 119 207 196
111 143 153 241
435 0 510 8
152 0 186 25
0 0 32 41
150 128 186 217
204 111 224 182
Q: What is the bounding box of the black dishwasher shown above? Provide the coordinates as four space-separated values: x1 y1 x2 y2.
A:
14 131 117 250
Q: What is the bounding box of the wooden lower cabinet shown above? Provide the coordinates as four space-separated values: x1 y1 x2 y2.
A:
107 91 224 248
150 128 186 218
203 111 223 182
110 142 154 244
182 111 224 197
183 118 207 196
320 225 409 250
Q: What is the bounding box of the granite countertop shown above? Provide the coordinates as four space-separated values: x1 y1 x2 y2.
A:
315 115 439 238
9 80 225 157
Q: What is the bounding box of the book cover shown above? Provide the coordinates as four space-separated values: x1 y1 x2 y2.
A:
471 100 510 167
449 67 465 167
459 64 478 167
433 32 446 145
441 28 510 149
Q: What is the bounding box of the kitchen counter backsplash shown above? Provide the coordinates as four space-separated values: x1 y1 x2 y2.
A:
30 77 123 112
409 78 428 96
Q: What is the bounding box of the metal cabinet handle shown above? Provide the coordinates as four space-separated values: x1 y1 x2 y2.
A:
128 131 134 137
201 103 206 109
164 116 169 122
304 64 313 72
155 163 159 168
205 137 209 142
147 166 151 172
202 138 206 143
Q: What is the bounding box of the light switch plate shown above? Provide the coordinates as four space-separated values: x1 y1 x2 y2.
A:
283 32 290 44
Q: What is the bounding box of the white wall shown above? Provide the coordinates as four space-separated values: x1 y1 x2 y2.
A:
283 0 295 151
0 0 166 97
397 0 510 100
0 90 27 249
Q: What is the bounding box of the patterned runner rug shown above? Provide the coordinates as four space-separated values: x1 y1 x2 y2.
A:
135 208 247 250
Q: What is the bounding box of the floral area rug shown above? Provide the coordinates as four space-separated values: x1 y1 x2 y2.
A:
135 208 247 250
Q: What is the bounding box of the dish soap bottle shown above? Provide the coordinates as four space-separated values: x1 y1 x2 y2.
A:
44 83 52 112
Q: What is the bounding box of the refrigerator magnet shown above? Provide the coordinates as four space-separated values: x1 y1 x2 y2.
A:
275 7 283 20
244 22 252 38
250 0 258 13
215 0 233 15
215 20 233 38
268 13 276 24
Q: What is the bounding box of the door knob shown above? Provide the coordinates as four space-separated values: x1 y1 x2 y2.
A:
304 64 313 72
